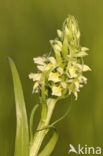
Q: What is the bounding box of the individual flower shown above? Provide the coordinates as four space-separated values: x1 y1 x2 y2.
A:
48 72 61 83
52 86 62 97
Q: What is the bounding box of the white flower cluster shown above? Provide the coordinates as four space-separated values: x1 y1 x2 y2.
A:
29 15 91 100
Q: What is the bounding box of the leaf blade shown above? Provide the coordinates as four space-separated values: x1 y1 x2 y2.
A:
38 131 58 156
30 104 39 143
9 57 29 156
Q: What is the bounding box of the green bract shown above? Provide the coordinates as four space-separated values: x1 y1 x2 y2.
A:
29 15 91 100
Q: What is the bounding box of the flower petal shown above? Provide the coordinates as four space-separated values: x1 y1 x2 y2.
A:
57 67 63 75
74 52 88 57
32 82 39 93
79 75 87 84
83 65 91 72
48 72 61 82
81 47 89 52
57 29 63 38
73 91 78 100
37 65 45 71
69 67 77 78
29 73 42 81
48 57 56 65
52 86 62 96
33 57 46 65
44 63 52 71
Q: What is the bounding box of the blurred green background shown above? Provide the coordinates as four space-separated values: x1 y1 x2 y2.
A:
0 0 103 155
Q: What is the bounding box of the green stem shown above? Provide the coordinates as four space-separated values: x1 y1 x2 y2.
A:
29 98 57 156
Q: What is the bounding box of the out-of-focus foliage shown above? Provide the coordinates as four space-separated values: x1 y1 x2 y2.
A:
0 0 103 155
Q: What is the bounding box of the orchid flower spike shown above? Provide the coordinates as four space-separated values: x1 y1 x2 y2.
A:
29 15 91 100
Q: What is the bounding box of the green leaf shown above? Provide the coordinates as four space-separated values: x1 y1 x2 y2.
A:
30 104 39 143
8 57 29 156
38 131 58 156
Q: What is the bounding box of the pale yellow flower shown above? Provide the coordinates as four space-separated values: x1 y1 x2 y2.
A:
82 65 91 72
33 57 46 65
32 82 39 93
57 29 63 39
69 66 77 78
48 72 61 83
29 73 42 81
57 67 63 75
48 57 56 65
52 86 62 96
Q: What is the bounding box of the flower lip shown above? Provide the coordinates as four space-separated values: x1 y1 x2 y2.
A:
52 86 62 97
48 72 61 83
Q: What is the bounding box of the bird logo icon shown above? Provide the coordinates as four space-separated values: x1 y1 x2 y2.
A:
68 144 78 154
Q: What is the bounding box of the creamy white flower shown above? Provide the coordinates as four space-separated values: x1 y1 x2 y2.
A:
71 23 76 32
37 65 45 71
75 64 91 72
54 44 62 53
69 66 77 78
29 73 42 81
33 57 46 65
57 67 63 75
37 63 52 72
67 79 73 83
49 40 53 45
50 40 62 53
48 57 56 65
57 29 63 38
78 75 87 84
32 82 39 93
79 84 83 88
73 91 78 100
64 26 72 37
81 47 89 52
48 72 61 82
74 81 79 89
76 30 80 39
82 65 91 72
52 86 62 96
56 40 62 48
74 52 88 57
45 63 53 71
